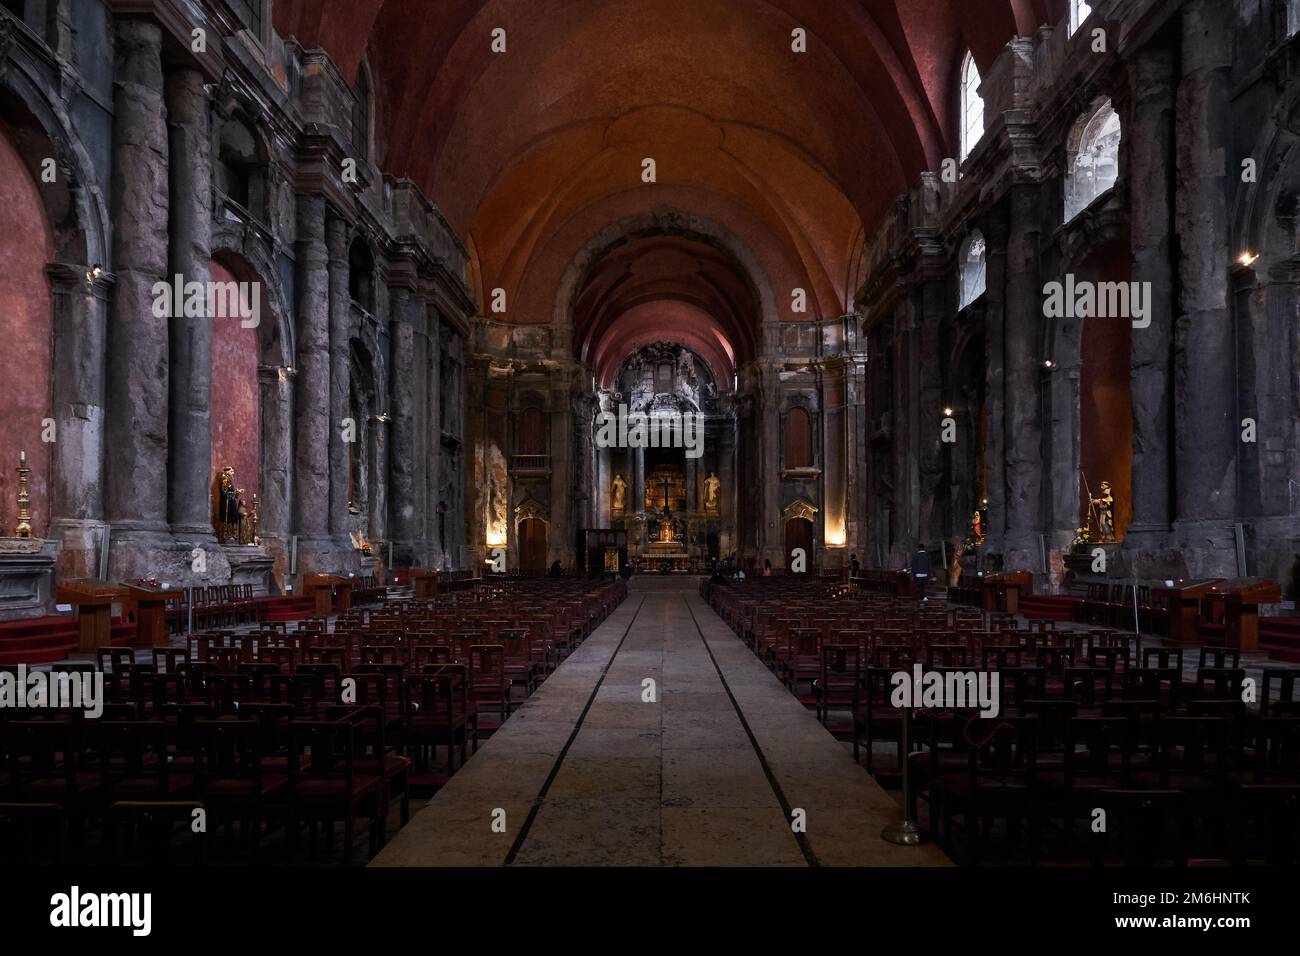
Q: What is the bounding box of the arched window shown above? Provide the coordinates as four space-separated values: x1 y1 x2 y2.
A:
216 116 268 221
959 52 984 163
353 62 372 163
784 407 813 469
1069 0 1094 36
1064 98 1121 223
348 237 375 312
517 404 547 457
958 231 987 309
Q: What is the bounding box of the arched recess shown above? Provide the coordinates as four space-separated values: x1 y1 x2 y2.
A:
209 257 262 538
1049 234 1133 544
0 63 109 573
209 239 295 576
0 115 54 537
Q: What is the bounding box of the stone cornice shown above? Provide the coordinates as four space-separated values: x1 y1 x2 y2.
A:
108 0 225 81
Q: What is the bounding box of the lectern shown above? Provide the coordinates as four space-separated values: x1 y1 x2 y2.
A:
1151 579 1221 643
1214 578 1282 651
122 581 182 646
981 570 1033 614
302 573 352 617
55 579 128 652
409 569 438 601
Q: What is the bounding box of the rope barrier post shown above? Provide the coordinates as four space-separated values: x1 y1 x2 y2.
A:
881 704 931 846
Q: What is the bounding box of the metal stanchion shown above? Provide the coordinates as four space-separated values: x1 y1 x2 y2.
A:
881 704 931 846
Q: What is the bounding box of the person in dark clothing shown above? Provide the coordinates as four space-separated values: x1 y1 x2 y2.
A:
547 560 563 578
850 554 861 578
912 546 932 602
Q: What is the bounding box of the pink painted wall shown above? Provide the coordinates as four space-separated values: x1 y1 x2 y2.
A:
209 259 260 521
0 121 54 538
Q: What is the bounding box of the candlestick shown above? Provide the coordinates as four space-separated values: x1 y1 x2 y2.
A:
14 450 33 538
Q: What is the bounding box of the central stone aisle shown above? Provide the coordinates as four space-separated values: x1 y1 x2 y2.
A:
371 578 949 867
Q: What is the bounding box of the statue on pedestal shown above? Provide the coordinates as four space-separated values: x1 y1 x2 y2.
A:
704 471 721 512
1089 479 1115 543
611 473 627 513
215 466 241 543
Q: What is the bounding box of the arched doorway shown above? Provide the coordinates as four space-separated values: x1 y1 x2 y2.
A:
784 517 814 572
518 517 548 573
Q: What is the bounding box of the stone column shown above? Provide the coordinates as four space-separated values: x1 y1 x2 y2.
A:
325 213 350 538
1173 0 1236 569
387 287 418 561
426 314 442 561
758 361 782 565
104 18 174 576
292 195 332 566
1002 185 1044 570
821 357 847 561
165 65 215 539
982 208 1009 552
257 364 293 579
548 376 573 565
915 275 946 550
1123 44 1178 564
47 264 113 577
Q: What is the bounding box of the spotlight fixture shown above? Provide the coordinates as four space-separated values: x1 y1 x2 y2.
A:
943 406 954 417
85 264 103 283
1043 359 1055 369
375 412 391 423
1237 251 1259 267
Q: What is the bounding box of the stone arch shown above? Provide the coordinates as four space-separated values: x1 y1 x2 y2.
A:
555 208 778 363
0 64 110 267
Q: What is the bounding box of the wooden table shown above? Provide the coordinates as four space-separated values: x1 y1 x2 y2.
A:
1212 578 1282 651
122 583 182 647
55 579 128 652
1151 579 1222 643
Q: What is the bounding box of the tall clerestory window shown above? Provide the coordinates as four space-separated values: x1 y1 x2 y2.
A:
959 52 984 164
1063 98 1121 223
1069 0 1094 36
958 231 987 310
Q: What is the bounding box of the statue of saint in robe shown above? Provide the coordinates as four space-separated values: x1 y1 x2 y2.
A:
611 473 627 513
704 471 721 512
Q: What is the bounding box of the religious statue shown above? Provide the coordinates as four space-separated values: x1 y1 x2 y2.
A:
704 471 721 512
215 466 241 543
1089 479 1115 543
970 510 984 541
611 473 627 513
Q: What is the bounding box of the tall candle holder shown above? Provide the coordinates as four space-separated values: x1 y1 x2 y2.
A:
14 450 33 538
